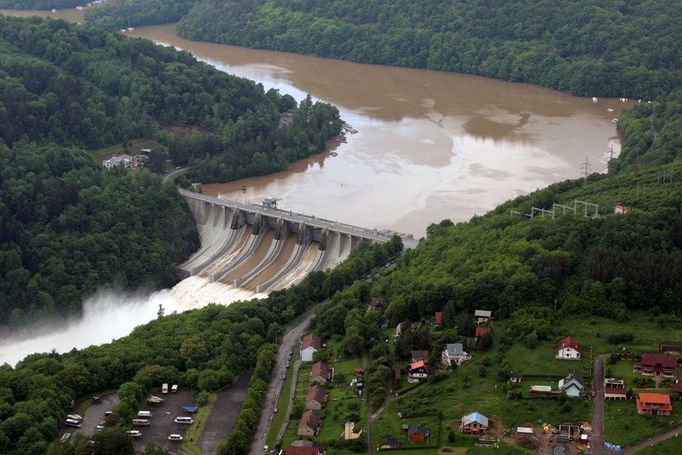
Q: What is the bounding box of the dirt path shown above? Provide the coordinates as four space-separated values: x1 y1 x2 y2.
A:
274 358 301 445
199 372 252 454
621 426 682 454
591 354 608 455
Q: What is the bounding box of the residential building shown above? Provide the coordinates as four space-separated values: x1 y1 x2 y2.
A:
380 438 400 449
556 336 581 360
558 372 585 397
474 309 492 324
408 360 429 383
475 326 490 339
442 343 470 367
343 421 362 440
407 424 429 443
460 412 489 434
301 333 322 362
672 381 682 395
434 311 443 327
305 385 327 411
102 154 132 169
636 393 673 416
286 440 325 455
614 204 630 214
411 350 430 363
659 342 682 354
638 353 678 377
297 410 321 437
604 378 627 400
310 361 331 386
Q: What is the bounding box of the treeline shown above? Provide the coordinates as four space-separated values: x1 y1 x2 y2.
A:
84 0 194 31
170 0 681 99
0 16 342 322
0 237 403 454
0 0 81 9
0 144 198 324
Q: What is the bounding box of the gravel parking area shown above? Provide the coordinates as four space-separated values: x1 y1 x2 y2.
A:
132 388 195 455
199 372 252 454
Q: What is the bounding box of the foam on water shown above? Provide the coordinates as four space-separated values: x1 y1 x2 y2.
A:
171 275 267 309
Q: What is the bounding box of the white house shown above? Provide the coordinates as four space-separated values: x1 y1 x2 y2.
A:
558 372 585 397
301 333 322 362
103 154 132 170
442 343 470 367
556 336 581 360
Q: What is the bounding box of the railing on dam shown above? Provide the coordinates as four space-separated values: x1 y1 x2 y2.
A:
178 188 416 246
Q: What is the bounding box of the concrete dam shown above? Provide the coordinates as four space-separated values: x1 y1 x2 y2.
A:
177 189 416 295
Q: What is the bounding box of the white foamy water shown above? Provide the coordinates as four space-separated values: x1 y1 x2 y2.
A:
0 289 182 366
171 275 267 309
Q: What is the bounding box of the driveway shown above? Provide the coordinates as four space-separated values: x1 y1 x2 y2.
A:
199 372 252 454
249 307 319 454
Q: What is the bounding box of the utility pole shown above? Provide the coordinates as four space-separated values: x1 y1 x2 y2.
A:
581 156 591 178
608 144 615 161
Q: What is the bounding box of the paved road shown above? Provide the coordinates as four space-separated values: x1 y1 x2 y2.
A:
200 372 252 454
249 307 318 455
591 354 608 455
162 166 190 183
621 425 682 454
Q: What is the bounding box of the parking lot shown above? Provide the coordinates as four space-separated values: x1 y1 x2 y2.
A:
133 388 195 455
59 393 120 442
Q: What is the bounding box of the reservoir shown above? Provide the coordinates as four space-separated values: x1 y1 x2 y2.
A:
0 9 633 363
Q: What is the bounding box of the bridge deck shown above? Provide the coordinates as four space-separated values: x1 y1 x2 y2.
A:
178 189 416 246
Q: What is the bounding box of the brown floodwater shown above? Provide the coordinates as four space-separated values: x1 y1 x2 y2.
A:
0 10 634 236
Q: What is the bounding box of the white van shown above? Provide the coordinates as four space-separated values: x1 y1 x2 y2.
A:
168 434 183 441
132 419 151 426
64 419 82 428
137 411 152 418
162 383 169 394
171 384 178 393
66 414 83 422
174 416 193 424
126 430 142 438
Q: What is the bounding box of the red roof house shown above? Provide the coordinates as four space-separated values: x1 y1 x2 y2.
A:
556 337 581 360
637 393 673 416
286 447 320 455
297 410 321 437
310 361 331 385
408 360 429 383
475 326 490 338
301 333 323 362
305 385 327 411
639 353 678 377
434 311 443 327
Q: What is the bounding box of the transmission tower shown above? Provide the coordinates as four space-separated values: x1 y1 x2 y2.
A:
581 156 591 178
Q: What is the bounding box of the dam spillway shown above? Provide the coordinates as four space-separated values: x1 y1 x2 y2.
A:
178 189 415 294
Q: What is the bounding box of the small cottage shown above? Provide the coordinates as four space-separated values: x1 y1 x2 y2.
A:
460 412 489 435
556 337 581 360
407 424 429 443
301 333 322 362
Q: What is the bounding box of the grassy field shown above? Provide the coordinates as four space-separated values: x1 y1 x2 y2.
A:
637 434 682 454
604 399 682 446
266 347 299 447
182 393 217 455
89 138 164 163
373 412 441 449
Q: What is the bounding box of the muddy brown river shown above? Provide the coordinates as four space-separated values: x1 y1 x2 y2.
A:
2 9 632 236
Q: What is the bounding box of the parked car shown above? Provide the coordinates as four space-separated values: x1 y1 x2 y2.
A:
95 422 105 431
168 434 183 441
126 430 142 438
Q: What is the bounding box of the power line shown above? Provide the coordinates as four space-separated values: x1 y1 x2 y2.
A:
581 156 591 178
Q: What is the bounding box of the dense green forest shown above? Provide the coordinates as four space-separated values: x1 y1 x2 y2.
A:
0 145 198 324
84 0 194 30
81 0 682 98
0 236 402 454
0 15 342 322
0 0 82 9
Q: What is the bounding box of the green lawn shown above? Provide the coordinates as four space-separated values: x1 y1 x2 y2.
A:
604 399 682 446
637 434 682 454
373 413 441 449
182 393 217 455
89 138 164 163
266 346 299 447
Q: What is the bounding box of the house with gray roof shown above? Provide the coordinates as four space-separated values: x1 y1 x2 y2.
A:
442 343 470 367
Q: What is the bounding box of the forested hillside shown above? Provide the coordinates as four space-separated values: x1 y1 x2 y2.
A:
0 238 402 454
0 0 81 9
312 90 682 398
84 0 194 30
0 15 341 324
146 0 682 99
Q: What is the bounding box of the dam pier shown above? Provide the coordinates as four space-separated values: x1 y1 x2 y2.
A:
178 189 416 294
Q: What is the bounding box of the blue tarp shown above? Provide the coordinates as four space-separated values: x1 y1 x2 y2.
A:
181 406 198 413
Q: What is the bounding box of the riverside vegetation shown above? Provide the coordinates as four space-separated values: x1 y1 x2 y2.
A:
0 16 341 324
81 0 682 99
